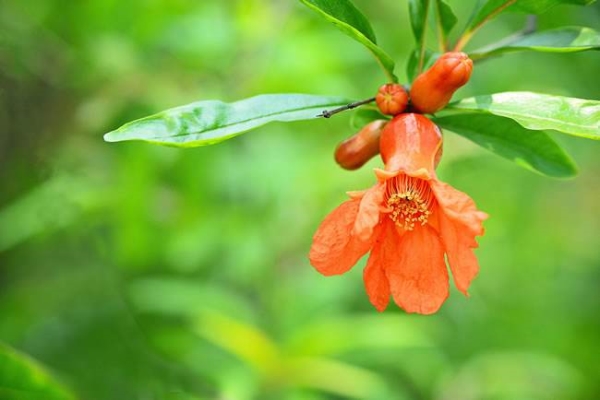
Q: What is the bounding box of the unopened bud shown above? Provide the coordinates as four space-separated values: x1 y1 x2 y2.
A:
409 52 473 114
380 113 443 173
334 120 387 170
375 84 409 116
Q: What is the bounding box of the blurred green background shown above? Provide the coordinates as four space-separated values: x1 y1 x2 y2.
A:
1 1 599 399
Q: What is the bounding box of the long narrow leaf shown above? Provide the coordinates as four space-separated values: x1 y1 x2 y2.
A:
300 0 377 42
513 0 596 13
433 113 578 177
444 92 600 139
409 0 430 45
436 0 458 39
104 94 352 147
299 0 396 81
409 0 432 74
464 0 596 48
467 0 517 32
470 26 600 59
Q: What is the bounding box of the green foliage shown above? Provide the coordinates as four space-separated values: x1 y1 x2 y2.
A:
2 0 600 399
470 26 600 59
299 0 377 42
350 107 386 130
466 0 519 31
409 0 432 50
435 0 458 39
468 0 597 31
0 344 76 400
104 94 350 147
299 0 397 81
445 92 600 139
433 114 578 177
406 48 439 82
408 0 433 75
514 0 597 13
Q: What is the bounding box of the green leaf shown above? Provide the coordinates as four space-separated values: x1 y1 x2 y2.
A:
467 0 517 32
436 0 458 38
406 49 439 82
513 0 596 13
300 0 376 42
0 343 76 400
433 113 578 177
192 311 280 375
470 26 600 59
444 92 600 139
409 0 432 75
104 94 352 147
349 107 386 130
0 175 101 252
299 0 397 81
409 0 431 46
467 0 596 30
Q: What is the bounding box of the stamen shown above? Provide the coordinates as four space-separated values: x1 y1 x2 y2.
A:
385 175 434 230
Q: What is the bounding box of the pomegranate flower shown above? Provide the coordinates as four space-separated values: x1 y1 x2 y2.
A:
309 114 487 314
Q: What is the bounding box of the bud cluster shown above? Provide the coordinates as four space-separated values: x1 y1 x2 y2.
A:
334 52 472 171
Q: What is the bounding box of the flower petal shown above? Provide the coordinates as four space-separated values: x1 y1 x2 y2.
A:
353 183 385 241
430 180 488 237
430 180 487 295
309 199 373 276
363 223 392 312
437 211 481 295
386 225 449 315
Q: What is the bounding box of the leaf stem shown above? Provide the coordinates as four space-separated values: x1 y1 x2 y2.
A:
453 0 517 52
317 97 376 118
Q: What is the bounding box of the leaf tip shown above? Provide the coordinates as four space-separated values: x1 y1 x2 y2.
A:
103 130 119 143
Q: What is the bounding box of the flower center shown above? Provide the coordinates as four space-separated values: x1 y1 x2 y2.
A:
385 175 434 230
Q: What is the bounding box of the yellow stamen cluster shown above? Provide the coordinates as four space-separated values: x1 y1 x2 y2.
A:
386 175 433 230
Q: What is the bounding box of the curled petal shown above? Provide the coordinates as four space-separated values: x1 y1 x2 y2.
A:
309 199 373 276
387 225 449 315
363 223 393 312
430 180 488 237
352 183 385 242
438 211 481 295
431 180 487 295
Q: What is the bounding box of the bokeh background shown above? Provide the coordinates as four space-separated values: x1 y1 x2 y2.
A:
1 1 599 399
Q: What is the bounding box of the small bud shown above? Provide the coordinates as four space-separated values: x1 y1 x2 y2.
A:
409 52 473 114
334 120 387 170
375 83 409 116
380 113 443 173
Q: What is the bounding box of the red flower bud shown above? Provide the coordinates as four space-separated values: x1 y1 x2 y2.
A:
334 120 387 170
409 52 473 114
380 113 443 173
376 83 409 116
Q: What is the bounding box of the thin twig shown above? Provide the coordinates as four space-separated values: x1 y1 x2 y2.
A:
317 97 376 118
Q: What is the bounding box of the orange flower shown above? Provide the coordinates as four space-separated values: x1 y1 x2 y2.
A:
309 114 487 314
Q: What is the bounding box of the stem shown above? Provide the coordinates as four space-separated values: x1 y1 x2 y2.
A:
453 0 517 52
434 0 448 52
417 0 432 74
317 97 376 118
